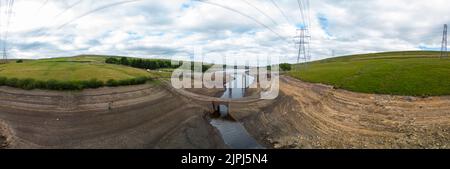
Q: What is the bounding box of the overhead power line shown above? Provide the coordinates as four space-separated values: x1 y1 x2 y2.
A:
54 0 83 18
242 0 279 26
36 0 49 15
307 0 311 29
56 0 142 30
297 0 306 27
35 0 143 38
193 0 291 44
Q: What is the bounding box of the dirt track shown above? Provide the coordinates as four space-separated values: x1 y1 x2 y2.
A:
235 76 450 149
0 84 226 149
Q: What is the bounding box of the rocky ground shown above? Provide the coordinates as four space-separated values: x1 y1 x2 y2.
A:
235 76 450 149
1 75 450 149
0 120 11 148
0 84 227 149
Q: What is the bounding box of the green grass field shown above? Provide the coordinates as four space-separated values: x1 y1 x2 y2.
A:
0 55 150 81
289 51 450 96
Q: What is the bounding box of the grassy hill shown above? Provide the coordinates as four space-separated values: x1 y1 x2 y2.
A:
0 56 149 81
0 55 158 90
288 51 450 96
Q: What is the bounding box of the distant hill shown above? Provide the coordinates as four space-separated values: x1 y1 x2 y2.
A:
289 51 450 96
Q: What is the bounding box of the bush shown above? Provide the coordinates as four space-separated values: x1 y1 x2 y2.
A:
46 79 60 90
80 79 104 89
5 78 18 87
202 65 212 72
0 77 6 86
280 63 292 71
134 76 149 84
17 78 36 90
115 76 150 86
34 80 47 89
16 59 23 63
118 79 132 86
120 57 129 65
60 81 81 90
105 57 120 64
106 79 119 87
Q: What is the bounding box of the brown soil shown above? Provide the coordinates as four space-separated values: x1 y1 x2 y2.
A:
2 74 450 149
235 76 450 149
0 120 12 149
0 84 227 149
185 88 225 98
0 135 7 148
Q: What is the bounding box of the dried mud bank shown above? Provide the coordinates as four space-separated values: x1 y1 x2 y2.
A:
0 84 226 149
3 75 449 149
234 76 450 149
0 120 12 148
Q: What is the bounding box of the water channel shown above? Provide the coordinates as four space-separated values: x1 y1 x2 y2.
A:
209 69 264 149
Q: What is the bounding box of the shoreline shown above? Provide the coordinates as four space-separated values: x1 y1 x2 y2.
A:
1 75 450 149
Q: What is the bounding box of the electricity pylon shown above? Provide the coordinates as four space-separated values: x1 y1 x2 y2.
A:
295 28 310 64
441 24 448 58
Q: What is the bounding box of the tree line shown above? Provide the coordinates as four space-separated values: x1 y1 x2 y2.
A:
105 57 177 70
105 57 212 72
279 63 292 71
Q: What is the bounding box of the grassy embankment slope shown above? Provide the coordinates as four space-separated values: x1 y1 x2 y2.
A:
0 55 170 90
0 56 149 81
289 51 450 96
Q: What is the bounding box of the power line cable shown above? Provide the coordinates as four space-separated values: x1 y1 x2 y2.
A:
306 0 311 60
306 0 311 29
242 0 279 26
30 0 86 37
56 0 141 30
36 0 49 15
269 0 293 25
297 0 306 27
194 0 291 44
54 0 82 18
36 0 142 38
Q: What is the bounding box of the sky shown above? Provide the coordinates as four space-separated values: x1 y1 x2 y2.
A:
1 0 449 63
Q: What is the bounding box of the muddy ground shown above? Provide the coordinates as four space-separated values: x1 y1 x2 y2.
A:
0 120 11 148
0 84 226 149
233 76 450 149
1 75 450 149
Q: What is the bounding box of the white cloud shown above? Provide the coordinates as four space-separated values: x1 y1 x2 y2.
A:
1 0 449 63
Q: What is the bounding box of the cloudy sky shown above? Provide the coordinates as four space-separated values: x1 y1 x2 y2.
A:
1 0 449 63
